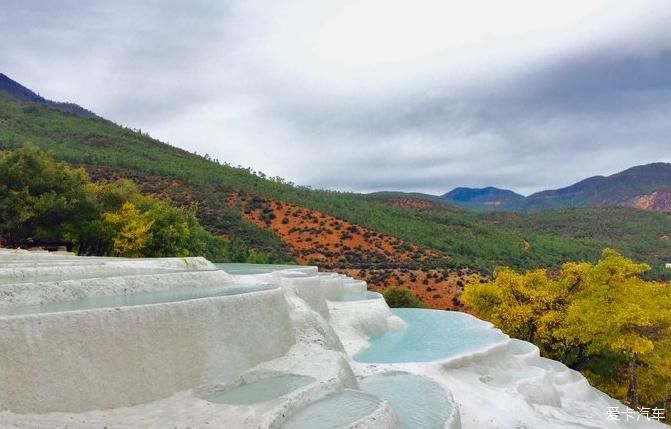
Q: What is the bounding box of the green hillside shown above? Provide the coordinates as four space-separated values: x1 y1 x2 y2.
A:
1 91 670 278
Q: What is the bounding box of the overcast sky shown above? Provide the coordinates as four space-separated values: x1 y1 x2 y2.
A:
2 1 671 195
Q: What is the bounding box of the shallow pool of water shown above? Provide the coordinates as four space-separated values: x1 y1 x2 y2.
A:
360 373 451 429
329 291 382 302
282 389 382 429
215 263 310 275
0 283 275 316
354 308 508 363
206 374 315 405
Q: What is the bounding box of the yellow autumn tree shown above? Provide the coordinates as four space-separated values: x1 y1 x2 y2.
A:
463 249 671 411
103 202 153 257
555 249 671 407
462 268 558 343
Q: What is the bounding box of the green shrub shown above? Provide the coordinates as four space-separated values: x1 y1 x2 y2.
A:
382 287 426 308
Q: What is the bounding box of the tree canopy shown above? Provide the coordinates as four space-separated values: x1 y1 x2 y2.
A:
463 249 671 414
0 146 227 260
0 146 95 247
383 287 427 308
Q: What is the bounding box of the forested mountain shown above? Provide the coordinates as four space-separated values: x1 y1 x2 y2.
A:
527 163 671 210
441 186 526 210
0 73 98 119
441 163 671 212
1 73 671 297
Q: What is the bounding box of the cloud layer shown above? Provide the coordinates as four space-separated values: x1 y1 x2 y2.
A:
2 0 671 195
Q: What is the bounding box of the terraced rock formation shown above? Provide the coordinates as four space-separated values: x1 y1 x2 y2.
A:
0 249 664 428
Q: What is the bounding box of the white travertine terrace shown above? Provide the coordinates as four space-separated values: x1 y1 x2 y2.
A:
0 249 665 428
0 271 233 310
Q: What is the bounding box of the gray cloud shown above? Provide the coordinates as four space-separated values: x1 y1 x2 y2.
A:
2 1 671 195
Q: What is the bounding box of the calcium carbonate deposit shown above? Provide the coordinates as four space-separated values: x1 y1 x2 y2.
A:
0 249 665 428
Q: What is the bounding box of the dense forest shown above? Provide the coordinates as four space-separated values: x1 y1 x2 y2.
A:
1 92 670 280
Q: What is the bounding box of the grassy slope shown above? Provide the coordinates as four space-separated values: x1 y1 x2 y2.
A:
1 92 670 278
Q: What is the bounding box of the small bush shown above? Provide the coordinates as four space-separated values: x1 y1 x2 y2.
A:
382 287 426 308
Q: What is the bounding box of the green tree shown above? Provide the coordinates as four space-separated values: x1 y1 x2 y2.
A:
0 146 97 247
88 179 141 213
382 287 427 308
246 249 270 264
143 202 191 257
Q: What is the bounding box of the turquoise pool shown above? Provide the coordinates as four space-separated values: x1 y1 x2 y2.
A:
282 390 383 429
354 308 507 363
360 373 452 429
215 263 310 275
0 283 275 316
206 375 315 405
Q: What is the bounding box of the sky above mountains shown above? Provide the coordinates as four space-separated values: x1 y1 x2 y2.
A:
2 0 671 195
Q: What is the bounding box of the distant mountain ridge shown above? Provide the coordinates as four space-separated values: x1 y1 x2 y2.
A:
442 187 526 209
440 163 671 212
0 73 98 119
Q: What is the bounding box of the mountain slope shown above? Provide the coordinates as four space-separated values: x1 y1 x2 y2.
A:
363 191 457 211
0 73 98 119
1 74 671 291
527 162 671 211
441 163 671 212
442 186 526 210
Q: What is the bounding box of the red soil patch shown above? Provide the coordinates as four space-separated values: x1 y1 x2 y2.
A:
629 191 671 212
229 193 448 269
230 192 483 310
338 268 483 311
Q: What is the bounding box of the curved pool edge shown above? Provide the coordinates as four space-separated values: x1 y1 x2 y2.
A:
352 308 511 366
200 374 316 405
350 397 402 429
277 389 401 429
359 369 461 429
